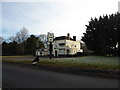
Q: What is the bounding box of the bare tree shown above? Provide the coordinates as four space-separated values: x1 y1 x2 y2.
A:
15 27 28 44
8 36 16 43
0 36 3 44
15 27 29 54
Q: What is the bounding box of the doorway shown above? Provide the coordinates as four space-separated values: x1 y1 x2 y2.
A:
55 50 58 57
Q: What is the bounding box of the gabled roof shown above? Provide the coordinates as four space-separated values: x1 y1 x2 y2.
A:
53 36 74 41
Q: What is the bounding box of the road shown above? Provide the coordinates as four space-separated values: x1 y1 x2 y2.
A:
0 61 2 88
2 63 118 88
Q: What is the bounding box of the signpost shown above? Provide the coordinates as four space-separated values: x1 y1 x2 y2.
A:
49 42 53 59
47 32 54 59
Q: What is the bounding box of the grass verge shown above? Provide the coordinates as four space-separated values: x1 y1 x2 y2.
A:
2 56 119 72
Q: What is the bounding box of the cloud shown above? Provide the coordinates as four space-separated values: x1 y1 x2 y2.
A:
0 2 2 36
2 2 55 37
2 0 119 39
44 0 119 39
118 1 120 13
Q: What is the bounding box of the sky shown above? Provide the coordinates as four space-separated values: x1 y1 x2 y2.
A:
1 0 120 40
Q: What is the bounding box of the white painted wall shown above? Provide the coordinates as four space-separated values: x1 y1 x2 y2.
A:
53 39 82 56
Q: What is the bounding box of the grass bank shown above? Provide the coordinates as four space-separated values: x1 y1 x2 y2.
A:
2 56 119 72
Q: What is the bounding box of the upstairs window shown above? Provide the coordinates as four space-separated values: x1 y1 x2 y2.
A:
59 43 65 47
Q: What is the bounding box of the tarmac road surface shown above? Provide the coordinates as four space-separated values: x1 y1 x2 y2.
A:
2 63 119 88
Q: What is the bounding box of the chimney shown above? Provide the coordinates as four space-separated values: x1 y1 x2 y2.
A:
73 36 76 41
67 33 70 40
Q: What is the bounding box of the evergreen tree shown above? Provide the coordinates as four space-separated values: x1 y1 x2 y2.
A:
25 35 44 55
82 13 119 56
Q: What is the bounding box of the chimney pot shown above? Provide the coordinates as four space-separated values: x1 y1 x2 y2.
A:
67 33 70 40
73 36 76 41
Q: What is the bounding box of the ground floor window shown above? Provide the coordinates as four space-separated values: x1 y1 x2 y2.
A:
59 49 65 55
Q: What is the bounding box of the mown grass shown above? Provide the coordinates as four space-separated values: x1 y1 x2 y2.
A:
38 56 119 71
2 56 119 71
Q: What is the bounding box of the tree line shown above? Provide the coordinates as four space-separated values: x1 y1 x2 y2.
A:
1 12 119 56
1 27 44 56
82 13 119 56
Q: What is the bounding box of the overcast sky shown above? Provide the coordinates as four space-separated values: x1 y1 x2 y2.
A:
1 0 119 40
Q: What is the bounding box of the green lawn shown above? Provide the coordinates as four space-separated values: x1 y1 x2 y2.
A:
2 56 119 71
39 56 119 70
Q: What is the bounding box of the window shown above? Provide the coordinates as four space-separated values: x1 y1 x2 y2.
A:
55 44 57 48
59 43 65 47
59 49 65 54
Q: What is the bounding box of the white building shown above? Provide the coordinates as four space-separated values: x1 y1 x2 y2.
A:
53 33 83 57
36 49 48 56
36 32 83 57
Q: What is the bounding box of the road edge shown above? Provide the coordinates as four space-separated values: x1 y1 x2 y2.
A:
2 61 119 79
